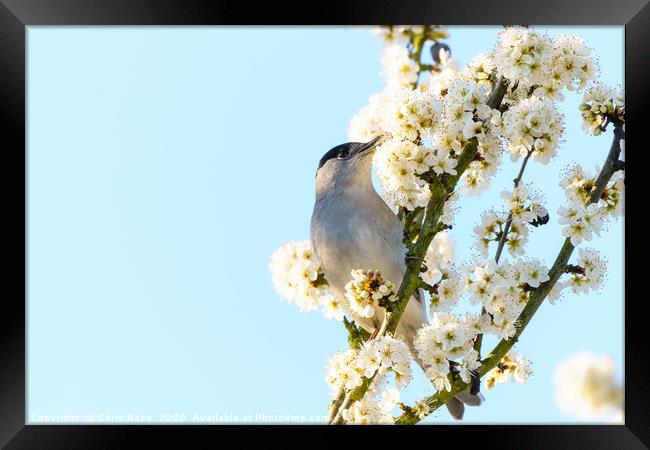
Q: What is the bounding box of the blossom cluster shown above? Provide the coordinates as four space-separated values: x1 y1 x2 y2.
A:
437 78 503 195
484 350 533 388
427 270 463 316
420 253 552 345
381 44 419 89
422 232 462 314
351 26 603 213
501 184 545 226
413 312 483 392
428 47 461 95
341 396 394 424
493 27 554 90
473 183 548 258
473 211 530 258
465 259 549 339
326 335 413 423
566 248 606 294
553 352 622 420
558 203 603 247
464 53 494 89
373 128 439 210
326 349 362 392
500 95 565 164
365 87 450 210
557 161 624 247
344 269 396 318
494 27 597 97
342 383 403 424
377 87 441 147
351 57 504 209
421 231 454 285
579 82 625 135
269 241 345 321
268 240 329 313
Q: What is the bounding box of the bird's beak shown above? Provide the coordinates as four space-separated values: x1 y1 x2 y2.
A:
357 134 387 155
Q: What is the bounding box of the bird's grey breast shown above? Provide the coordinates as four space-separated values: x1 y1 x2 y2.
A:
310 190 407 296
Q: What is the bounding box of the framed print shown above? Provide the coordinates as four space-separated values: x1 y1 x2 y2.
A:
2 0 648 447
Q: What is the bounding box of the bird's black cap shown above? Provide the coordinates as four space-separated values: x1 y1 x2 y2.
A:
317 135 385 171
317 143 355 171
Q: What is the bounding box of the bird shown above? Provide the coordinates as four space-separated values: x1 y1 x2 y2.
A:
310 135 483 420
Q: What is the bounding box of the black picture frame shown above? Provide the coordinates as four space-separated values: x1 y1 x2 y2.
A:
2 0 647 448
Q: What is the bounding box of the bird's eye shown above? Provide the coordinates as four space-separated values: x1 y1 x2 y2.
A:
337 150 349 159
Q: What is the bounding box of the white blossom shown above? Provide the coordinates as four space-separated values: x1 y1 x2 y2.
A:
501 95 565 164
547 280 567 305
494 27 596 96
464 52 495 87
319 294 345 321
344 269 396 318
501 184 539 225
378 87 441 143
553 352 622 419
414 312 479 392
382 44 419 89
326 349 363 393
429 269 463 314
357 335 413 388
568 248 606 294
485 350 533 388
473 211 505 257
494 27 554 88
440 191 460 226
269 240 328 313
342 396 394 424
428 48 460 96
421 231 454 286
326 334 412 400
558 202 603 247
579 82 624 135
411 399 431 420
373 138 433 211
517 257 550 289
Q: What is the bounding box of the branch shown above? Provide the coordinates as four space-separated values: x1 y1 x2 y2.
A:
396 121 624 425
494 148 533 263
328 79 510 424
389 77 508 337
343 317 371 350
408 32 427 89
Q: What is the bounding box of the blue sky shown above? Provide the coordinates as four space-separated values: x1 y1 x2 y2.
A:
27 26 623 424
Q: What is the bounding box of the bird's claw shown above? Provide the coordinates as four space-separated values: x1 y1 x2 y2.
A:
405 253 427 272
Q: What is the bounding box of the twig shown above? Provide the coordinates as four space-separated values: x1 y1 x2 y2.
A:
473 148 534 363
494 149 534 263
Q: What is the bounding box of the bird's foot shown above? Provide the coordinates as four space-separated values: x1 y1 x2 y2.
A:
405 252 428 273
369 328 379 340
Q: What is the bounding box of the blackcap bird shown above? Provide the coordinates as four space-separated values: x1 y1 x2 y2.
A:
310 136 483 420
